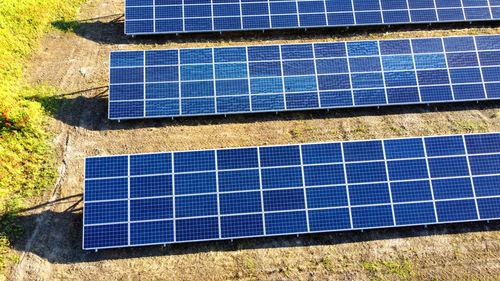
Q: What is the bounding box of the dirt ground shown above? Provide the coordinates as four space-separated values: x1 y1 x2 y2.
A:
6 0 500 280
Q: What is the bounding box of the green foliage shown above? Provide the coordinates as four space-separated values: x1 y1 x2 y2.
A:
0 0 85 276
361 259 415 281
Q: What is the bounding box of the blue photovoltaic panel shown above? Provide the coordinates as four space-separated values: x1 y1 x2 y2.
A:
124 0 500 35
109 35 500 120
83 133 500 249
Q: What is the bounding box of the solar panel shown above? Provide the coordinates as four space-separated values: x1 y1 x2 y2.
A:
109 35 500 120
124 0 500 35
83 132 500 250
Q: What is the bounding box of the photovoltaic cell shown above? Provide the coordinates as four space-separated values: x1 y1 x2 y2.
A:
109 35 500 120
124 0 500 35
84 133 500 249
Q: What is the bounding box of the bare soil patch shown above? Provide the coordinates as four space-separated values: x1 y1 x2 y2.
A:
8 0 500 279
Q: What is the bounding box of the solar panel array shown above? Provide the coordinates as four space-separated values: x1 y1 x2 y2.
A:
124 0 500 35
83 133 500 249
109 35 500 120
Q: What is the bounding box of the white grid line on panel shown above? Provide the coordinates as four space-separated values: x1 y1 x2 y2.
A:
431 0 440 20
322 0 329 25
440 37 456 101
83 194 500 227
85 153 500 181
488 0 494 19
422 137 440 223
377 0 385 24
122 8 499 36
295 0 301 27
82 159 87 249
459 0 467 21
152 0 156 33
127 155 131 246
84 172 500 204
211 48 218 114
257 148 267 235
246 46 253 112
110 46 500 68
182 0 185 32
381 140 396 226
312 43 322 108
83 132 500 249
473 36 488 98
409 37 423 102
267 0 273 28
404 0 411 22
215 151 222 239
377 40 389 105
178 50 182 115
172 152 176 242
84 213 500 250
340 142 354 229
211 0 215 31
299 145 311 232
239 0 244 29
279 45 287 110
142 51 146 117
461 135 481 219
343 41 356 106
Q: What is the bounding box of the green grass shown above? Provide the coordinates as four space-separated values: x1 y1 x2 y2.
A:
0 0 85 274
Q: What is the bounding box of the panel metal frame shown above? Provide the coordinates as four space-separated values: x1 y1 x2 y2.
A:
108 35 500 120
83 132 500 250
124 0 500 35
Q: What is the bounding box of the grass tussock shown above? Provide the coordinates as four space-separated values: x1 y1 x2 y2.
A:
0 0 85 272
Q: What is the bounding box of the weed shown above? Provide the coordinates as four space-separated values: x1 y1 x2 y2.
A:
290 128 301 139
355 125 366 135
321 257 333 271
492 112 499 118
0 0 85 277
361 259 415 281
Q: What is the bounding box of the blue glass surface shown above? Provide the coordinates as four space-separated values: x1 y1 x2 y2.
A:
428 156 470 178
265 211 308 235
346 162 387 184
174 150 215 173
221 214 264 238
220 191 262 214
260 146 301 167
84 201 128 224
176 217 219 241
351 205 394 228
309 208 351 231
343 140 384 162
391 180 433 203
387 159 428 181
130 175 172 198
84 224 128 249
349 183 391 205
218 169 260 192
130 197 173 221
394 202 436 225
175 172 217 195
85 156 128 179
131 220 174 245
304 164 345 186
469 154 500 175
473 175 500 197
477 197 500 219
302 143 342 164
263 189 305 212
436 199 478 222
432 178 474 200
307 186 348 208
384 138 425 159
85 178 128 201
175 195 218 218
